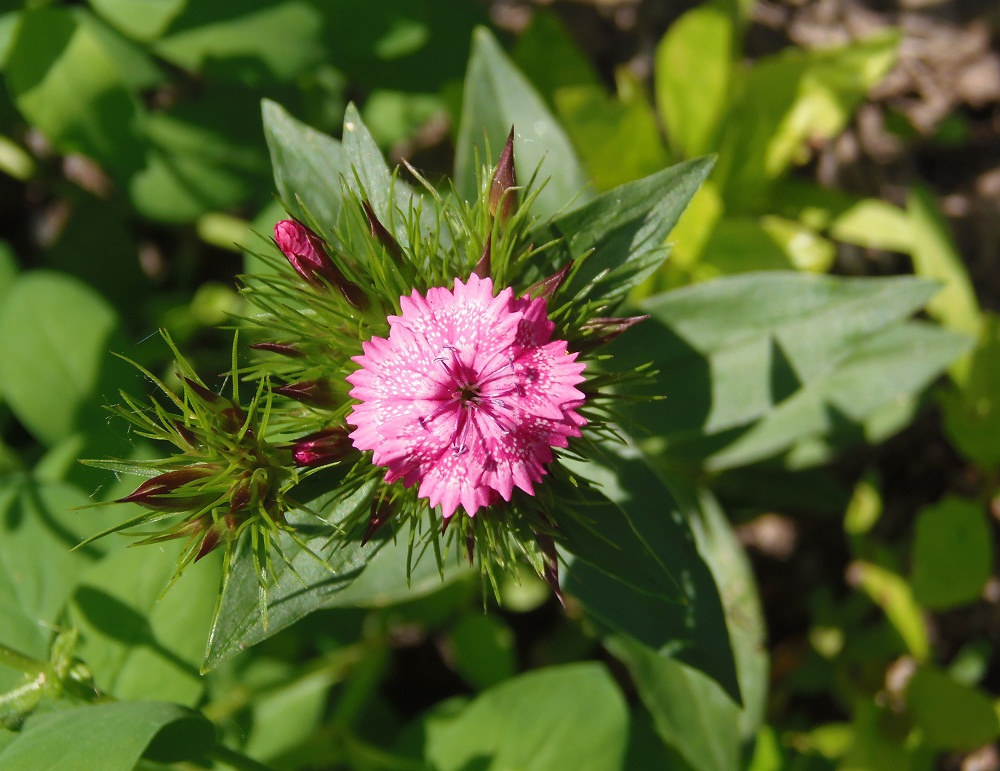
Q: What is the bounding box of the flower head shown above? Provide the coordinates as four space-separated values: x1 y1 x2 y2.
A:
346 273 586 519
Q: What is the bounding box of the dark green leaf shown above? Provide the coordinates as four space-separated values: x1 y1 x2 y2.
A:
907 667 1000 751
561 446 739 703
5 8 147 177
423 663 629 771
0 272 131 446
0 701 214 770
532 156 714 306
203 482 470 670
910 497 992 610
455 27 589 220
610 273 965 469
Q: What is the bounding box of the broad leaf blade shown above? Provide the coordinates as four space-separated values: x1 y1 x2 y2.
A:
561 444 739 703
422 663 629 771
531 156 715 306
455 27 589 220
262 99 345 236
0 701 214 770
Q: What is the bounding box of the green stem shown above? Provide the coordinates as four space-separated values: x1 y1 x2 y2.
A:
0 644 45 677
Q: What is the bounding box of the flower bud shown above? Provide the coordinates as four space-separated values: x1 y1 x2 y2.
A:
250 341 304 358
578 315 650 350
526 261 572 301
274 220 367 308
274 379 335 408
489 127 517 224
534 531 564 607
362 500 393 545
116 466 217 510
361 201 405 264
289 426 353 467
473 234 491 279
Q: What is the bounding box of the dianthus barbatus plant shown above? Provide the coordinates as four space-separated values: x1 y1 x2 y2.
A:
85 101 715 618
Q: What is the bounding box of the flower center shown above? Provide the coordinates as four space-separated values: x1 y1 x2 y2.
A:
427 346 521 455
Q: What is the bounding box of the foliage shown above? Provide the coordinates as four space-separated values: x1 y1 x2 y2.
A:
0 2 994 769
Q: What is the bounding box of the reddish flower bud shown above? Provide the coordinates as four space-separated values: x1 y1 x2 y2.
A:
361 201 405 264
117 466 217 511
289 426 353 467
274 379 335 408
489 127 517 224
526 261 572 301
274 219 367 308
250 342 304 358
578 315 650 350
195 525 221 562
362 500 393 545
473 234 491 279
184 378 223 406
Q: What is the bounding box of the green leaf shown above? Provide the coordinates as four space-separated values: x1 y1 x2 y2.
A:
129 91 270 222
705 320 970 469
455 27 590 220
450 614 516 690
655 3 733 158
5 8 148 177
561 445 739 703
68 542 220 706
203 482 470 670
262 99 345 237
716 32 898 210
422 663 629 771
851 561 929 661
829 198 913 253
907 184 980 344
88 0 186 42
611 272 967 470
153 1 324 84
605 488 767 771
907 667 1000 750
910 496 992 610
0 272 130 446
0 701 214 770
942 312 1000 468
555 70 670 191
0 479 103 661
533 156 714 306
341 103 429 249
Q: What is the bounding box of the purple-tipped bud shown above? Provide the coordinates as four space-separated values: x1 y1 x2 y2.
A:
473 234 491 279
489 127 517 224
274 379 335 408
363 500 393 545
184 378 223 406
579 315 650 349
171 420 199 452
290 426 353 467
361 201 404 264
194 513 236 562
526 261 572 301
219 405 248 435
117 466 216 510
250 341 304 358
274 219 367 308
534 531 564 607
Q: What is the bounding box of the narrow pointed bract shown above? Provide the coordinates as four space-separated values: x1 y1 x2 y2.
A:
274 379 335 408
489 127 517 224
362 201 404 264
578 315 651 350
526 261 572 301
473 234 492 279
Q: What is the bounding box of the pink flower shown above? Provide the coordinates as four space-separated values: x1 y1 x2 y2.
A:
346 274 586 519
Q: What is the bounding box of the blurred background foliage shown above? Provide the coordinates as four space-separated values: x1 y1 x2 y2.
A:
0 0 998 768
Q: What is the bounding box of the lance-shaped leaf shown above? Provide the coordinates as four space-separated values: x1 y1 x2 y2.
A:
528 157 714 307
455 27 589 220
262 99 346 237
203 479 470 670
560 443 740 703
609 272 972 469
